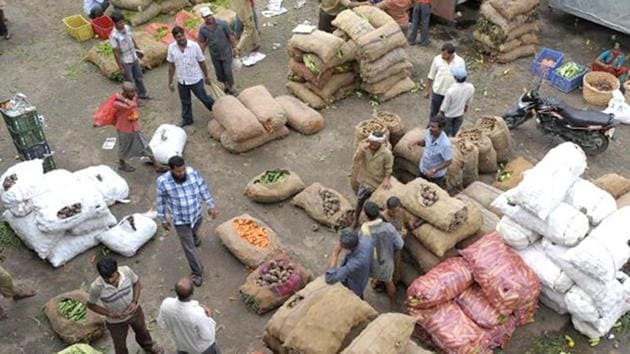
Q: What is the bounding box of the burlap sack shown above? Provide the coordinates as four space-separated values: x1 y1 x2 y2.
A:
473 30 522 53
413 201 483 257
617 192 630 208
334 82 359 101
373 111 405 145
497 44 537 64
207 119 225 141
489 0 539 20
357 22 408 62
289 59 334 88
364 60 413 84
492 156 533 191
480 2 533 34
446 159 464 192
352 119 391 151
394 157 420 178
352 6 396 28
360 48 409 79
220 126 290 154
461 182 503 217
405 235 456 274
129 2 162 26
213 95 266 142
399 255 421 286
394 128 424 165
455 194 500 249
336 40 359 64
331 10 376 41
475 116 512 163
264 277 378 354
215 214 282 268
275 95 325 135
238 85 288 133
452 138 479 187
594 173 630 199
341 313 416 354
133 32 167 70
111 0 151 11
160 0 189 14
244 170 305 203
520 32 539 45
378 77 415 102
401 178 469 232
362 70 410 95
286 82 326 110
239 253 311 314
288 30 345 63
333 28 349 40
44 290 106 344
86 44 122 82
457 128 497 174
366 176 406 208
291 183 355 229
287 46 305 62
305 72 356 102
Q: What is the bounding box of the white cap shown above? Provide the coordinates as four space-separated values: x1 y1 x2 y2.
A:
199 7 213 18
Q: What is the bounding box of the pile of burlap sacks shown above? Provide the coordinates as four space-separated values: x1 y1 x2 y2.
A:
286 7 414 109
207 85 325 153
491 142 630 339
474 0 540 63
111 0 191 26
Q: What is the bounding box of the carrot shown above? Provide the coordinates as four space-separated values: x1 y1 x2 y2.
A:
233 218 270 248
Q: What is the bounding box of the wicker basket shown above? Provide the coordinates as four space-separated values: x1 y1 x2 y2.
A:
582 71 620 107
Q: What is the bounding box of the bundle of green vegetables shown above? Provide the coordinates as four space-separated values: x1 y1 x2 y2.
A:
58 298 88 324
554 62 585 80
255 169 290 185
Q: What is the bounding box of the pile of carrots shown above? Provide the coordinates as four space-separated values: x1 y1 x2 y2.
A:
233 218 270 248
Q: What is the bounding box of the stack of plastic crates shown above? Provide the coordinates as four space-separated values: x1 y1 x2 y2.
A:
0 94 56 172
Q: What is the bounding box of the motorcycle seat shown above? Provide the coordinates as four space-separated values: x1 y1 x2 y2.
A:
556 103 614 126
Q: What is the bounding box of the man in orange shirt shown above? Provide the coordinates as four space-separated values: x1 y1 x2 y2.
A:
375 0 410 33
408 0 431 46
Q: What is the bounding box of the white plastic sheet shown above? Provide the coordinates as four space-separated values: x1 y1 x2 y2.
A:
149 124 187 165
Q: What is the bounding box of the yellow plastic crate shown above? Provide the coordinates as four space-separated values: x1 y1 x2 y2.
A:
63 15 94 42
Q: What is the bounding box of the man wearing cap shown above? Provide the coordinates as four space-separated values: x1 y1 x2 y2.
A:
319 0 369 33
439 66 475 137
425 43 466 119
351 131 393 228
326 228 374 298
198 7 239 95
409 115 453 189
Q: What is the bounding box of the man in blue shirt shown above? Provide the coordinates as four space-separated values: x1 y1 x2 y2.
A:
325 228 373 299
409 115 453 189
156 156 218 287
84 0 110 19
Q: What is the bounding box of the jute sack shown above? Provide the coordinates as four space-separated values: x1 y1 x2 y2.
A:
455 194 500 248
220 126 290 154
489 0 539 20
331 9 376 41
292 183 355 229
215 214 282 268
618 192 630 208
401 178 469 232
244 170 305 203
275 95 325 135
238 85 288 133
352 6 397 28
475 116 512 163
446 159 464 192
289 59 334 88
362 70 410 95
44 290 106 344
394 127 424 165
594 173 630 199
366 176 406 208
288 30 345 63
457 128 497 174
207 119 225 141
492 156 534 191
56 344 102 354
461 182 503 217
497 44 537 64
394 157 420 178
357 22 407 62
405 232 453 273
159 0 189 14
413 201 482 257
480 2 534 34
364 60 413 84
333 28 349 40
239 253 311 314
129 2 162 26
378 77 415 102
520 32 539 45
399 255 421 286
305 72 356 102
213 95 266 142
360 48 409 79
111 0 152 11
286 82 326 110
341 313 416 354
473 30 522 53
133 32 167 69
352 119 390 151
373 111 405 145
86 44 121 82
287 46 305 62
452 138 480 187
334 82 359 101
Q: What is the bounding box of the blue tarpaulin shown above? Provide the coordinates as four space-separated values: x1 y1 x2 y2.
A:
550 0 630 35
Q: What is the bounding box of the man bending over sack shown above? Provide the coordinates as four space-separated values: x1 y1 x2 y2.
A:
318 0 369 33
326 228 373 298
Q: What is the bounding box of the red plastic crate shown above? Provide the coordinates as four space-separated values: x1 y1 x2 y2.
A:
145 23 175 45
92 16 114 39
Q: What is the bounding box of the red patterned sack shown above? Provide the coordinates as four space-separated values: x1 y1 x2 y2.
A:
485 315 518 349
455 285 505 329
513 298 539 326
459 233 541 315
407 257 474 310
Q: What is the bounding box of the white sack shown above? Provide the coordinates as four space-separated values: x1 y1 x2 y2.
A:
540 285 569 315
516 242 573 293
0 159 46 217
565 286 600 323
98 214 157 257
603 90 630 125
562 236 630 283
497 216 540 249
74 165 130 206
493 194 589 246
589 207 630 245
46 229 102 268
69 210 117 236
149 124 187 164
2 210 64 259
564 178 617 225
507 142 586 219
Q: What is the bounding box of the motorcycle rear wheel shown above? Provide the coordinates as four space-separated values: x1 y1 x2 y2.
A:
575 131 609 156
502 115 527 129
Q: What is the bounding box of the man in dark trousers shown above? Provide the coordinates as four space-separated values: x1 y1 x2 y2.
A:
198 7 238 95
409 115 453 189
326 228 373 298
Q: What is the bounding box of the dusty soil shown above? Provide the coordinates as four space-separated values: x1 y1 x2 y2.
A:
0 0 629 353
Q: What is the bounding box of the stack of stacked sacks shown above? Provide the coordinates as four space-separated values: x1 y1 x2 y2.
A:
594 173 630 208
407 233 541 353
286 30 358 109
491 142 630 338
333 8 414 102
474 0 540 63
110 0 191 26
1 161 157 266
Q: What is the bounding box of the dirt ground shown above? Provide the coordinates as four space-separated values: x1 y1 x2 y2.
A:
1 0 629 353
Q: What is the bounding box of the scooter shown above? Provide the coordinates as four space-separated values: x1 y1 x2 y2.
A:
502 78 618 155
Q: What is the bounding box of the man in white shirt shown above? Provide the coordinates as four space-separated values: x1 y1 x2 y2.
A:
110 11 149 100
167 26 215 128
158 277 220 354
424 43 466 119
84 0 109 19
439 66 474 137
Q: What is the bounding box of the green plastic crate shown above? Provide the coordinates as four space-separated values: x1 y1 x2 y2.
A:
9 125 47 150
0 100 43 133
42 156 56 172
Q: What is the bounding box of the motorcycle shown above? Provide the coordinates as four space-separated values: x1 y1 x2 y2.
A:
502 78 618 155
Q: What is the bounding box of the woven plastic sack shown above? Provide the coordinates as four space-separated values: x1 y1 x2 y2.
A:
496 216 540 250
92 94 117 127
97 214 157 257
515 242 573 293
564 178 617 225
0 159 46 217
564 286 600 323
148 124 187 165
3 210 64 260
540 285 569 315
47 230 102 268
455 285 505 329
74 165 129 206
406 257 474 310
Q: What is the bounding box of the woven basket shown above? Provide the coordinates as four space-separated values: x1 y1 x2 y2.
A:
582 71 620 106
624 81 630 102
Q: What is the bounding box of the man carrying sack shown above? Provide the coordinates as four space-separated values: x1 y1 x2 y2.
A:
318 0 368 33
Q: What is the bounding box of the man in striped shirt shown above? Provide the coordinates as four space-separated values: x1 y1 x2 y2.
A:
156 156 218 287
